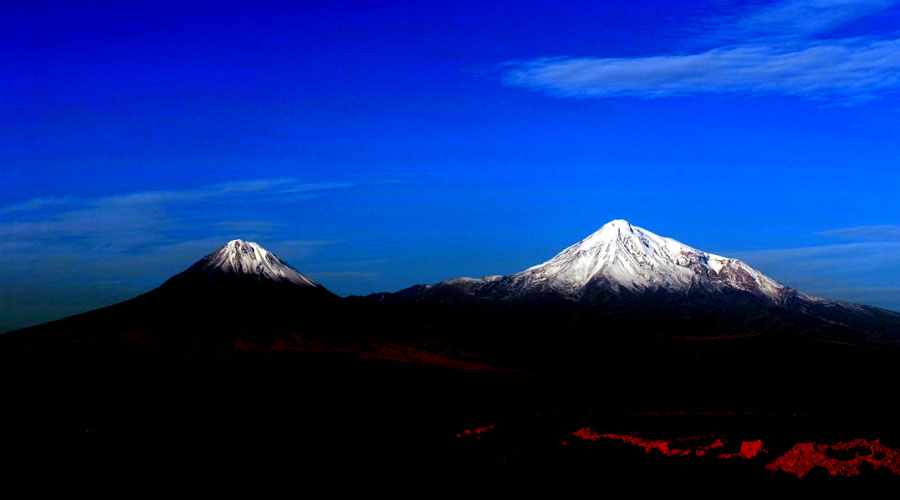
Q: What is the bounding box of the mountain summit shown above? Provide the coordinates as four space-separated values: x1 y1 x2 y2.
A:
0 238 339 358
153 238 336 308
503 219 786 301
188 239 323 288
376 219 899 344
414 219 794 304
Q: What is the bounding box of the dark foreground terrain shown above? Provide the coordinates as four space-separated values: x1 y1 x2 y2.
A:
3 236 899 494
3 329 899 495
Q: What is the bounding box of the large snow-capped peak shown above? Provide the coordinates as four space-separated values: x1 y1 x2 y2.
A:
197 239 321 287
510 219 785 300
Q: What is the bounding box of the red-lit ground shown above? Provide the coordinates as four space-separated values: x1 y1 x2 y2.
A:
766 439 900 478
568 427 900 479
719 440 766 460
455 424 496 440
572 427 764 459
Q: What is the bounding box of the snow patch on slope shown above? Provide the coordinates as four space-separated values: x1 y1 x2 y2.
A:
509 220 786 300
201 239 321 287
436 220 792 303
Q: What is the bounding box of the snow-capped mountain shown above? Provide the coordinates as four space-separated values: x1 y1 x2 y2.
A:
0 238 341 358
185 239 323 288
391 219 880 320
418 220 792 302
156 238 332 296
496 219 789 301
367 219 899 344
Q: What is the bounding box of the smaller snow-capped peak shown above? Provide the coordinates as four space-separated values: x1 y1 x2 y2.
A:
507 220 786 301
199 239 321 288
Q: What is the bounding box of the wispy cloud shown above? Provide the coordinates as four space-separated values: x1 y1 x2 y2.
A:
0 178 355 332
504 39 900 100
796 285 900 307
0 196 76 215
730 0 898 39
737 241 900 273
735 241 900 311
0 178 353 253
501 0 900 102
818 224 900 240
1 178 354 215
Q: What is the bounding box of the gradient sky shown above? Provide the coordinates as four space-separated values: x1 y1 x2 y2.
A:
2 0 900 332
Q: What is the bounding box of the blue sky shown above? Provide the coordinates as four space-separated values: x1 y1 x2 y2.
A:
2 0 899 331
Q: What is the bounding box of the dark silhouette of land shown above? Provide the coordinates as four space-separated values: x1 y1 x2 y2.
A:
2 235 899 493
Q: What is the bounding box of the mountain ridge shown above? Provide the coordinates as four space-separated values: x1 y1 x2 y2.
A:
495 219 790 301
3 223 899 352
364 219 899 345
398 220 804 302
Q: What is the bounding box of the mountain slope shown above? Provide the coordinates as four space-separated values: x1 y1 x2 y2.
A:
158 239 332 294
384 220 803 302
503 219 786 300
371 220 900 345
0 239 338 356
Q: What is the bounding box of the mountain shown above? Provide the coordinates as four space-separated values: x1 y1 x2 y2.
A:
492 219 789 301
162 239 328 291
417 219 789 301
0 239 338 356
369 220 900 345
149 240 338 306
3 227 900 491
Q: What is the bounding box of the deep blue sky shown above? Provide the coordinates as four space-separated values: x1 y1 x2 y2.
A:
2 0 900 331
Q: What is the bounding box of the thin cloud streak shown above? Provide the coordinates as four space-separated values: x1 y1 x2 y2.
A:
0 179 352 252
504 38 900 100
0 178 355 331
0 178 355 215
730 0 898 39
501 0 900 102
734 241 900 311
737 241 900 272
0 196 76 215
819 225 900 241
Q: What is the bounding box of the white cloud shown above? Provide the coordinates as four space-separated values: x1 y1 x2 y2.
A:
504 38 900 100
501 0 900 102
731 0 898 38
